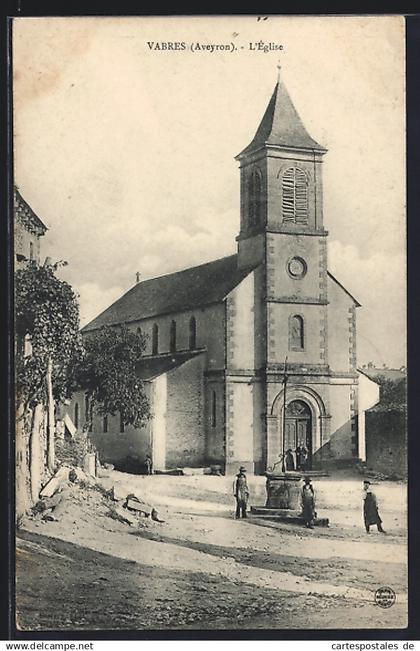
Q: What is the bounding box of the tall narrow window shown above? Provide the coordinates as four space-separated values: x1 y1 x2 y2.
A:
120 411 125 434
282 167 308 224
248 169 262 226
152 323 159 355
74 403 79 429
103 414 108 433
290 315 305 351
170 320 177 353
189 316 197 350
29 241 34 261
211 391 217 428
89 405 93 432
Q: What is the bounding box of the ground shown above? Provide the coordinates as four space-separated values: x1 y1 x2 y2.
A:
16 470 408 631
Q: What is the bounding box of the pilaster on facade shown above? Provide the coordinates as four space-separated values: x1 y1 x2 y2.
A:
318 238 328 302
348 305 357 372
350 384 359 457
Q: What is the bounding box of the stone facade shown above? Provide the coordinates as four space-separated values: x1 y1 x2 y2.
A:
75 73 380 475
14 187 47 268
365 408 407 478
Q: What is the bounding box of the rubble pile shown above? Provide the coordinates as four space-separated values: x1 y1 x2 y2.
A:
28 462 165 529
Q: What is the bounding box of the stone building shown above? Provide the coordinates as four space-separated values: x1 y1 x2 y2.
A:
14 186 47 269
75 72 379 474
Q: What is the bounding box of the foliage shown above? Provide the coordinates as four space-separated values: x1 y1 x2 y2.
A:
74 325 150 429
374 375 407 409
15 261 82 409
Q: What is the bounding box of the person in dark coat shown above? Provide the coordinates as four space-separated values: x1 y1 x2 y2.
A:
301 476 316 528
363 480 386 533
233 466 249 518
145 454 153 475
300 446 308 471
285 448 295 471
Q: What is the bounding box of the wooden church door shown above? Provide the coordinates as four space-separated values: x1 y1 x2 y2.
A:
285 400 312 469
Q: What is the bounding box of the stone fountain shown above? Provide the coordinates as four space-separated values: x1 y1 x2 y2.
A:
250 471 329 526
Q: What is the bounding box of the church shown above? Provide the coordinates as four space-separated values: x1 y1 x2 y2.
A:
76 71 379 475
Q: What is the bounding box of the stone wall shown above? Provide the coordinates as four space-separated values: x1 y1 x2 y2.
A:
365 409 407 478
328 275 357 374
205 378 225 465
225 380 256 474
226 272 255 370
85 384 153 472
127 303 225 370
14 218 42 268
165 354 206 467
327 382 355 460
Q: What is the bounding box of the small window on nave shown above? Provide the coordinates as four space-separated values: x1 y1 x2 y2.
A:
170 320 177 353
189 316 197 350
282 167 308 224
152 323 159 355
211 390 217 428
248 169 262 227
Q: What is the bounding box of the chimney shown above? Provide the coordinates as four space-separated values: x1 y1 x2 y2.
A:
136 272 141 284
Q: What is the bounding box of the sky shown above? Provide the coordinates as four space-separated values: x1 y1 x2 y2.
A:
13 15 406 368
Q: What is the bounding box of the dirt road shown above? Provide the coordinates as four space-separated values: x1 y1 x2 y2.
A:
16 472 407 631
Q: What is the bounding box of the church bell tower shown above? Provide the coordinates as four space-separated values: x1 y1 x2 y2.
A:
235 66 331 469
236 65 328 271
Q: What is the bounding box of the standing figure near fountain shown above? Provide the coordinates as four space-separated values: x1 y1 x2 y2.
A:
300 446 309 471
233 466 250 519
285 449 295 471
301 476 316 529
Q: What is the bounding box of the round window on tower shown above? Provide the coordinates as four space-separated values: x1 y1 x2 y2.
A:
287 256 307 279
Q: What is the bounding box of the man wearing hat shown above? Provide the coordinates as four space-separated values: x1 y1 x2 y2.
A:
363 480 386 534
233 466 250 518
301 476 316 529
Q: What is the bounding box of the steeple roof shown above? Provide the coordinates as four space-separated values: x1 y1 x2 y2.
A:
237 78 326 158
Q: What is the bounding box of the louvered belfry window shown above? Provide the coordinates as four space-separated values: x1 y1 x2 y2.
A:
248 169 262 226
282 167 308 224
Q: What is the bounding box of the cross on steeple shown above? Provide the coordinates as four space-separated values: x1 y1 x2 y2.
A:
277 57 282 82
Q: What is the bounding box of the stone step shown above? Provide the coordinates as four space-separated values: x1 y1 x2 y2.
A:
251 507 301 517
250 506 329 527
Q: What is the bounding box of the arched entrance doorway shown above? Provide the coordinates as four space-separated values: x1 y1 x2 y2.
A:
285 400 312 470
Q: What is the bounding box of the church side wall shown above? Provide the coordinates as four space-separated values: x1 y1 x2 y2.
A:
128 303 225 370
165 354 206 468
67 385 153 472
327 382 356 461
226 273 255 370
328 276 357 374
225 273 265 474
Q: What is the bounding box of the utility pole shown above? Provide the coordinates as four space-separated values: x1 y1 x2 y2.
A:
281 356 288 473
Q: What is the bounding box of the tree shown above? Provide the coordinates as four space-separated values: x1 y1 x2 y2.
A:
374 374 407 409
74 325 150 431
15 261 82 514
